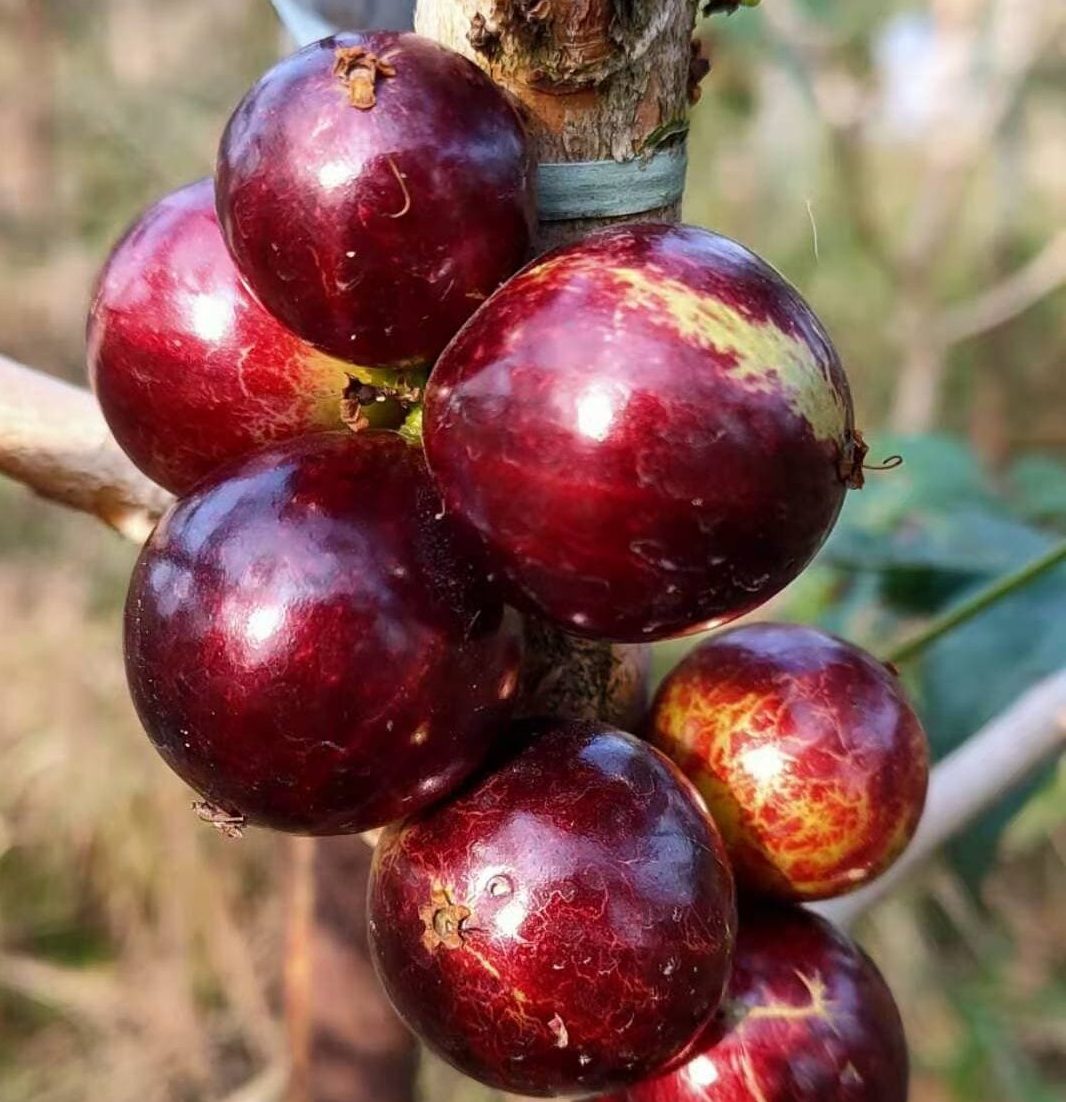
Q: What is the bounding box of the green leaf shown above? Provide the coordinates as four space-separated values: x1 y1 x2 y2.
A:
1009 455 1066 526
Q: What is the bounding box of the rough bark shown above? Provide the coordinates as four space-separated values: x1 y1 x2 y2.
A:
416 0 699 251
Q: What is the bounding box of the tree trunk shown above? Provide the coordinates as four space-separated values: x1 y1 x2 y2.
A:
419 0 698 726
417 0 697 250
287 3 702 1099
286 837 418 1102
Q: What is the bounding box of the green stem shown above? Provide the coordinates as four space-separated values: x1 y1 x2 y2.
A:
398 403 423 446
884 538 1066 666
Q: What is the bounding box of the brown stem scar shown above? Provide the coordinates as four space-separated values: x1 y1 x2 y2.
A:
419 886 472 951
838 428 870 489
333 46 396 110
192 800 246 839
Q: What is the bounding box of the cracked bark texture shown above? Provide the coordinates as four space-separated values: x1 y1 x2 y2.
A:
418 0 699 723
417 0 698 249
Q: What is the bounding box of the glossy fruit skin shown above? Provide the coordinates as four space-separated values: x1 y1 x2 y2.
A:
88 178 355 495
368 719 737 1097
650 623 929 900
216 32 535 367
424 223 859 643
423 221 859 643
124 431 522 835
598 905 908 1102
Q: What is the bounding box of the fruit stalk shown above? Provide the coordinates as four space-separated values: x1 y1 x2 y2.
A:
884 538 1066 665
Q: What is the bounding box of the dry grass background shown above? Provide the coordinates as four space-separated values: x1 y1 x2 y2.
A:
1 2 1064 1100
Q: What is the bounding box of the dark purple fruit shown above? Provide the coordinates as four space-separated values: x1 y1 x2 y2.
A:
598 905 908 1102
124 430 522 834
424 223 861 643
87 179 356 495
216 32 535 367
368 718 737 1097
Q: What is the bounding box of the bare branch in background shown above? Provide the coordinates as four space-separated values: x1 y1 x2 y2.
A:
937 230 1066 347
762 0 1064 433
0 353 171 543
813 668 1066 929
898 0 1053 276
0 952 123 1025
761 0 892 268
220 1064 287 1102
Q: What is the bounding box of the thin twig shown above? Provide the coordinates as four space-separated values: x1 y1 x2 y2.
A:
885 540 1066 666
0 353 171 542
937 230 1066 347
812 668 1066 928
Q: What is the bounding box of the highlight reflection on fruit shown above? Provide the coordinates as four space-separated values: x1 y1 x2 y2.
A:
597 905 908 1102
424 223 862 643
649 623 929 900
124 430 522 835
88 178 357 494
367 719 737 1097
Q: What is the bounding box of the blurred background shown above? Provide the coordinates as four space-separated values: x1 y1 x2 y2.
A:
0 1 1064 1100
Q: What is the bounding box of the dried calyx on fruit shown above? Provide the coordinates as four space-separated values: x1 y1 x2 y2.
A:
332 45 396 108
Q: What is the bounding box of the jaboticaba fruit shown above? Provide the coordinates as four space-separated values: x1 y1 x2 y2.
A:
367 718 737 1097
88 179 360 495
216 32 535 367
596 905 908 1102
423 223 862 643
124 431 522 835
649 623 929 900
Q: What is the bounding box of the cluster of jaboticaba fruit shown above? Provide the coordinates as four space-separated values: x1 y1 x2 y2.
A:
88 29 929 1102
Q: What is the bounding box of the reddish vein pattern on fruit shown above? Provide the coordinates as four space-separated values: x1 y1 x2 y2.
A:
368 720 738 1097
424 224 857 642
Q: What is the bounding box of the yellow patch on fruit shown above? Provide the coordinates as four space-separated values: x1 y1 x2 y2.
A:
302 349 355 424
651 678 881 900
525 255 849 444
299 350 414 433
